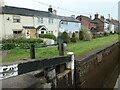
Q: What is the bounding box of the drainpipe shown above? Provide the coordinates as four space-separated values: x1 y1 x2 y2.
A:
3 14 6 39
58 20 62 35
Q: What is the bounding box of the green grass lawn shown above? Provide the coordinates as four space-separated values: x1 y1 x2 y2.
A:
2 34 118 63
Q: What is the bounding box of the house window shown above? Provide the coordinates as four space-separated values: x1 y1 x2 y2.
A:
13 16 20 23
13 30 22 37
75 23 79 27
61 21 68 25
38 18 43 23
51 31 53 34
49 18 54 24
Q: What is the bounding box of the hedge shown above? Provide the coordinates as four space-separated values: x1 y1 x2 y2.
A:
2 38 43 50
39 34 56 40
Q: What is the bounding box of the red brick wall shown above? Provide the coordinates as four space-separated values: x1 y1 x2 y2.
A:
94 19 104 32
76 16 96 30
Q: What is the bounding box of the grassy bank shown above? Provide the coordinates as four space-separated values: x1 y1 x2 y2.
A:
2 34 118 63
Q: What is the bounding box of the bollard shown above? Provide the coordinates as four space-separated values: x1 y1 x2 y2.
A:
67 52 74 70
67 52 74 86
30 44 35 59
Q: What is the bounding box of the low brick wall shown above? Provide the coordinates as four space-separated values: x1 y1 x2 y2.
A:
75 41 120 88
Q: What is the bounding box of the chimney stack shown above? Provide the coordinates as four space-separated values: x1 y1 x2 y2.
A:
71 15 75 18
100 16 105 20
48 5 52 13
95 14 99 19
53 9 57 15
90 15 92 19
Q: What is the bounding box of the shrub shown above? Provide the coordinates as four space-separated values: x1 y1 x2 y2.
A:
39 34 56 40
61 31 70 43
2 43 15 50
80 28 93 41
71 32 77 42
104 32 109 36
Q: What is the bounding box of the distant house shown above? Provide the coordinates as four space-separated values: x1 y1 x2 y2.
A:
93 14 109 34
76 15 97 30
106 19 115 34
58 15 81 35
109 19 120 33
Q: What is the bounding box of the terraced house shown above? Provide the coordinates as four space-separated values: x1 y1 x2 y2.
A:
0 1 81 39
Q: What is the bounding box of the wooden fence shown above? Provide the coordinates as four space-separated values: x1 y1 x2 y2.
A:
0 55 71 80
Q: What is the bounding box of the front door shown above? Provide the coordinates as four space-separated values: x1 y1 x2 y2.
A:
26 29 36 38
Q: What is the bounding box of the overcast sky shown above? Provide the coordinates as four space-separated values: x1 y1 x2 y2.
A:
4 0 119 20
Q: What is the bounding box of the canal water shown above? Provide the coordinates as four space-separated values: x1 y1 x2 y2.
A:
103 64 120 88
114 74 120 89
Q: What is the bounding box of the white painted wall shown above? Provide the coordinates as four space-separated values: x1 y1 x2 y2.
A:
104 23 110 33
59 21 81 33
110 24 115 33
34 17 59 37
1 14 34 38
0 14 4 40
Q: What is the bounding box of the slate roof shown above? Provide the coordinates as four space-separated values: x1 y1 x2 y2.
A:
112 22 120 26
2 5 57 18
81 15 97 24
94 18 108 23
106 19 120 26
2 5 80 23
36 25 47 30
57 15 80 23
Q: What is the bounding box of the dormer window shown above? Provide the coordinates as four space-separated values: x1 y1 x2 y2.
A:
13 16 20 23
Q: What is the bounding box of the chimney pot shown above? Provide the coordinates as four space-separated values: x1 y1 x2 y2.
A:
90 15 92 19
101 16 105 20
53 9 57 15
48 5 52 13
95 14 99 19
71 15 75 18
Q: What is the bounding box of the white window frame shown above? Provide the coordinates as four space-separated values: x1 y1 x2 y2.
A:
13 16 20 23
49 18 54 24
38 17 44 23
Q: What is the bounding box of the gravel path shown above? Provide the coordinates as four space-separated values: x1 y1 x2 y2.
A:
0 50 9 61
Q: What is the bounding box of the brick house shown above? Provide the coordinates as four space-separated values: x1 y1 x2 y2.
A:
93 14 109 35
76 15 97 30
